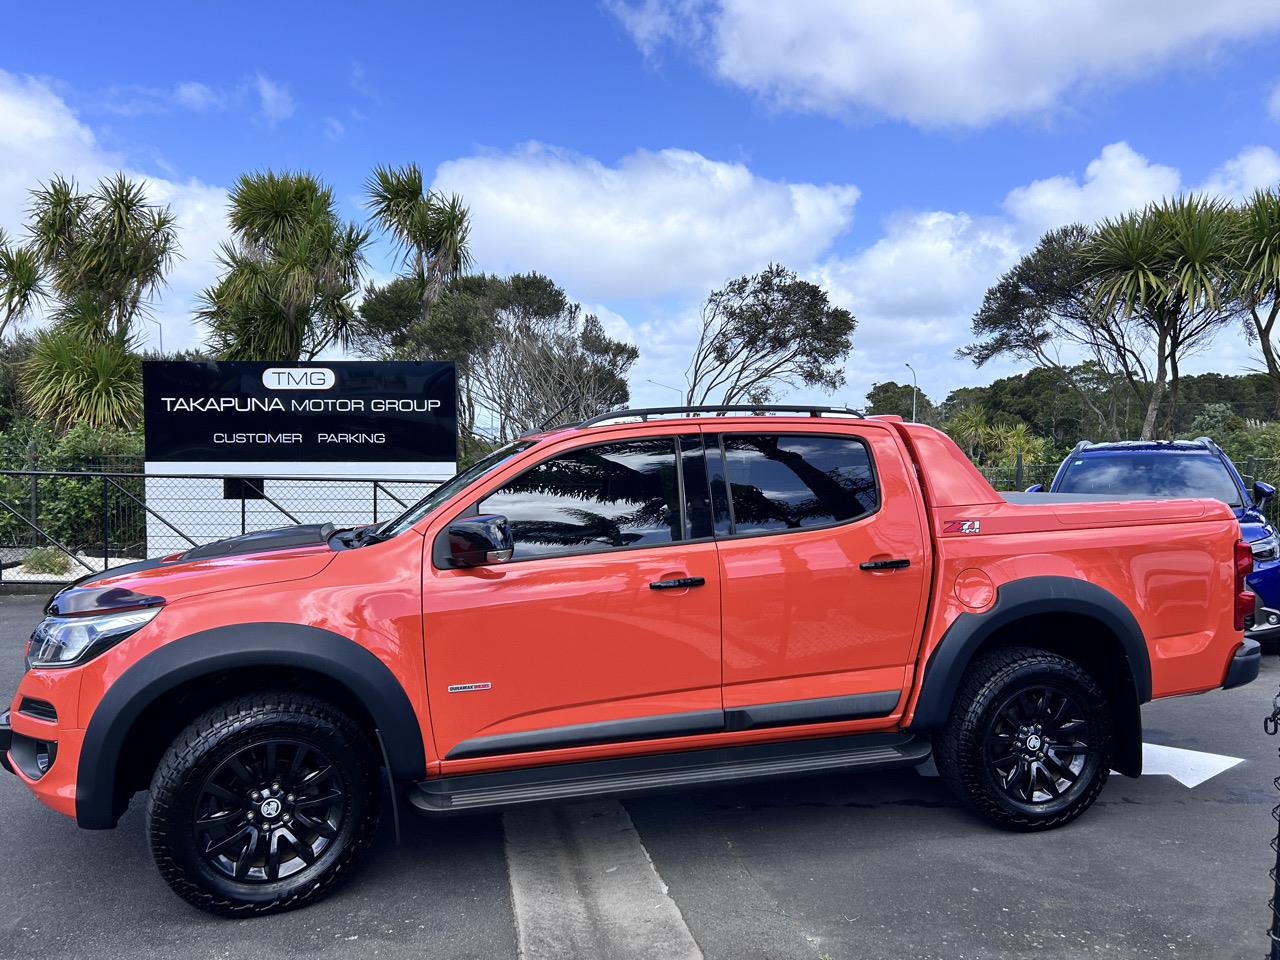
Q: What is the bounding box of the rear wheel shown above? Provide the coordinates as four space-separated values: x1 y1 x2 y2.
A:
147 692 380 916
934 646 1112 831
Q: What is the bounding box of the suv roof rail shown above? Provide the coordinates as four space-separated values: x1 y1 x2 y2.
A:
576 404 865 429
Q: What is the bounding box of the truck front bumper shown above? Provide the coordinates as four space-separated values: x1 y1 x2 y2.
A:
1224 639 1262 690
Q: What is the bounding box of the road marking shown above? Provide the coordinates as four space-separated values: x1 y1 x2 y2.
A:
1137 742 1243 787
502 800 703 960
914 742 1244 787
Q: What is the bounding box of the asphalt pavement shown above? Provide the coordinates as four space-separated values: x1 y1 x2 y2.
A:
0 592 1275 960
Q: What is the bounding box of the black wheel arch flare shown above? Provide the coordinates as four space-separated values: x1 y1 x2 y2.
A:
75 623 427 830
908 576 1152 777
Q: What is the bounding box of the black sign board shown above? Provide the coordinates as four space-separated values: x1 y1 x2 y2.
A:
143 361 457 464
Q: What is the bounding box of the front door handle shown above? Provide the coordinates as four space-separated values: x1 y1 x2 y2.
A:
649 576 706 590
859 558 911 571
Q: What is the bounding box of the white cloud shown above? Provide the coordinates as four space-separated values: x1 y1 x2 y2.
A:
611 0 1280 127
432 142 858 300
0 70 227 353
323 116 345 140
1003 142 1180 237
1197 145 1280 199
254 74 294 124
172 81 222 112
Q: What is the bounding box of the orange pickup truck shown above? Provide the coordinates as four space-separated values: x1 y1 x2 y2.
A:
1 406 1258 915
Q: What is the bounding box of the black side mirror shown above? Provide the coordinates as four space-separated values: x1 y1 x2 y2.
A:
445 514 514 567
1254 480 1276 508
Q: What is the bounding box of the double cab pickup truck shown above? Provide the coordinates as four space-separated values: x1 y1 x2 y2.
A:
0 406 1260 915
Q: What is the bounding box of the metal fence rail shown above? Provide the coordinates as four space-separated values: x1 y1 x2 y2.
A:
0 470 441 583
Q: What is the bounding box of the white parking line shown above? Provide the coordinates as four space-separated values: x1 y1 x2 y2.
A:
502 800 704 960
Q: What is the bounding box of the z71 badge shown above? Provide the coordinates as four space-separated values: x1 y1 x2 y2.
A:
943 519 981 535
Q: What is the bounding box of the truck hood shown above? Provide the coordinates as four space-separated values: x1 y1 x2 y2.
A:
47 524 339 614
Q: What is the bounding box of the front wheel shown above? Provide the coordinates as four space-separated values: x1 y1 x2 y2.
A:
147 692 380 916
934 646 1112 831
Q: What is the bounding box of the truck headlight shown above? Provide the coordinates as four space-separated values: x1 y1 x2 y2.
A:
1252 534 1280 562
25 608 160 670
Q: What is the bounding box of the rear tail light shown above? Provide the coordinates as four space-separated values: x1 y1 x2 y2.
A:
1235 539 1254 631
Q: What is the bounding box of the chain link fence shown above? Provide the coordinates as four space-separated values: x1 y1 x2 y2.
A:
0 470 439 584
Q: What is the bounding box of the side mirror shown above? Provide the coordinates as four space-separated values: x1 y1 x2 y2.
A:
1254 480 1276 508
1024 483 1044 493
446 514 513 567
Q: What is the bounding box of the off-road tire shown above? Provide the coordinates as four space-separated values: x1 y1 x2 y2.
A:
147 692 380 916
934 646 1112 831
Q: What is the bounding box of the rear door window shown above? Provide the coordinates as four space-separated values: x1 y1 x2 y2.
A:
719 434 879 534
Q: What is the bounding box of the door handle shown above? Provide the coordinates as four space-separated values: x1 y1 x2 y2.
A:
649 576 706 590
859 558 911 571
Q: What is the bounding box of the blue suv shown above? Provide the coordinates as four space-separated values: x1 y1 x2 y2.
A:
1030 438 1280 644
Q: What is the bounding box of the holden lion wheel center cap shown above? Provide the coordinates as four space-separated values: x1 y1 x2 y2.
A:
1025 734 1042 752
259 797 282 818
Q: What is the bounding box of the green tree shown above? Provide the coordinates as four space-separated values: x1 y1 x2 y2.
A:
1085 195 1238 439
865 380 933 420
19 175 177 429
365 163 471 324
946 406 989 460
962 224 1136 440
685 264 855 405
200 170 369 361
0 228 44 341
1229 188 1280 414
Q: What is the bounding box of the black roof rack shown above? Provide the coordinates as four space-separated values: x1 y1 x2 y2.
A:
575 404 864 428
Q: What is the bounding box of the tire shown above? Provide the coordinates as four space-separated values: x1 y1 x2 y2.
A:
147 692 381 916
934 646 1112 831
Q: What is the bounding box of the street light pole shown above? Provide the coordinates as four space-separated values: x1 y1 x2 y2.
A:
905 362 918 422
646 379 684 403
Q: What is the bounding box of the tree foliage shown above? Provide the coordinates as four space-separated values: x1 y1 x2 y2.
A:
1084 195 1238 439
865 380 934 421
0 229 44 341
14 175 177 429
357 273 638 449
365 164 471 323
200 170 369 361
685 264 855 405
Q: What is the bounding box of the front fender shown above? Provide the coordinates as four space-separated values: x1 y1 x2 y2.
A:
76 623 427 829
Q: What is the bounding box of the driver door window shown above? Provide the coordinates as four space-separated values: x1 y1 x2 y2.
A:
479 438 682 560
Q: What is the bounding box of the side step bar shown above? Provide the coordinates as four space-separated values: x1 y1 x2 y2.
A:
408 732 931 814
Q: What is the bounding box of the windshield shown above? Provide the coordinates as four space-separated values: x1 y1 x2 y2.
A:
1056 453 1242 507
375 441 534 539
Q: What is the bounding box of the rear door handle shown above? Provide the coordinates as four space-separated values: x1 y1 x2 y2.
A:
649 576 706 590
859 558 911 571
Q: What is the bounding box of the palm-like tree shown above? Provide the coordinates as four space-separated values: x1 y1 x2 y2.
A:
1085 195 1236 439
1230 189 1280 414
200 171 369 361
947 406 988 460
28 174 177 341
365 163 472 322
19 175 177 428
0 228 45 341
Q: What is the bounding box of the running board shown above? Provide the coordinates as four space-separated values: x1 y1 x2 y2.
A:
408 732 931 814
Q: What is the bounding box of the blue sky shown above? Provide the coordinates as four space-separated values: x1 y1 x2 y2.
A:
3 1 1280 409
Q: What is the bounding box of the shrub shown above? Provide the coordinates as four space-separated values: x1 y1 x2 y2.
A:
23 545 71 576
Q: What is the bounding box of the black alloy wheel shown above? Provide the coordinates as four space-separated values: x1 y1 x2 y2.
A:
194 739 346 884
148 692 380 916
934 646 1112 831
983 685 1092 805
